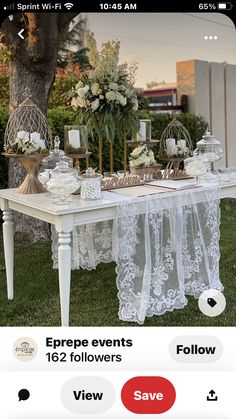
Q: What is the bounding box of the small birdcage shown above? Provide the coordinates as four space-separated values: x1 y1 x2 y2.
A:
3 92 53 194
4 94 52 153
159 117 193 179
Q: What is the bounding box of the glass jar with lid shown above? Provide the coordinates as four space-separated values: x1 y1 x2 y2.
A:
79 167 102 200
194 130 223 165
184 155 209 182
38 136 73 185
45 161 80 205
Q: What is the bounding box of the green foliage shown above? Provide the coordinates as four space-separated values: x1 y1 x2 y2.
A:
48 109 207 173
47 106 76 146
0 65 9 107
49 66 82 108
57 17 90 70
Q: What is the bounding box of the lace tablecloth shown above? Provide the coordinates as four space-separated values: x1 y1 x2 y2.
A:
52 185 223 324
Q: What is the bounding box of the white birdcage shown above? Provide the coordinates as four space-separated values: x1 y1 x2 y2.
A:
159 117 193 179
3 92 53 194
4 94 52 153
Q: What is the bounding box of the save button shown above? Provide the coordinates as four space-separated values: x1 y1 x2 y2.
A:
121 376 176 414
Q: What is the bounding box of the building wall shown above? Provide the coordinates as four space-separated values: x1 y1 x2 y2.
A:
177 59 236 168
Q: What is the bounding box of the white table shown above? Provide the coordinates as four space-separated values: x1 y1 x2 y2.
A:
0 183 236 326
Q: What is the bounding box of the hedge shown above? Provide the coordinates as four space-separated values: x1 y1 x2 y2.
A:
0 105 207 189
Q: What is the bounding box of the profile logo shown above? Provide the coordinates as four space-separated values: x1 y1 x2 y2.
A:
13 337 37 362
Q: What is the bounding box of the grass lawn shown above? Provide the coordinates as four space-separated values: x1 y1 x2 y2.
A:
0 199 236 327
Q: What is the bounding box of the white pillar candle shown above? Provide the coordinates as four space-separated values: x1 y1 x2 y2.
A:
38 139 46 149
166 138 176 148
31 133 45 149
31 132 40 147
166 138 178 156
177 139 186 149
17 131 30 141
137 121 146 142
68 129 80 149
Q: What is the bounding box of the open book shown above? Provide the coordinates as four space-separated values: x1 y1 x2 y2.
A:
146 179 200 190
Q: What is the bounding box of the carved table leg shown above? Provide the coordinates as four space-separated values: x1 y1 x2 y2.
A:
58 232 72 327
3 209 14 300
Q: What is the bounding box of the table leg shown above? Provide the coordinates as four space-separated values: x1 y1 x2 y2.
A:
3 209 14 300
58 232 72 327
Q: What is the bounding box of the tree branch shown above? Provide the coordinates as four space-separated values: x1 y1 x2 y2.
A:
58 12 79 32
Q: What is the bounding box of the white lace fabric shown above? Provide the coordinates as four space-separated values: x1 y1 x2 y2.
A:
52 186 222 324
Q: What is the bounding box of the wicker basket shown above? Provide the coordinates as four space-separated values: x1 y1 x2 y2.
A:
130 164 162 179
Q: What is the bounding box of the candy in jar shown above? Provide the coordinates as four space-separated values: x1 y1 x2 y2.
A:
80 167 102 200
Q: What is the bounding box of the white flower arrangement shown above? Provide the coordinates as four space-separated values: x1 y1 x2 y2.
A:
4 137 45 155
129 144 156 167
71 32 139 140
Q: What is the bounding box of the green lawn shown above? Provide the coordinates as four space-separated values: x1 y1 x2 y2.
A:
0 199 236 327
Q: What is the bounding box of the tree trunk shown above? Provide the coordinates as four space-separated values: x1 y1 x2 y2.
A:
8 61 56 241
0 13 78 241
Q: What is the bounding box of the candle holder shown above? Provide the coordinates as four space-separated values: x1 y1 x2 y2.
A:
3 153 47 194
64 125 88 155
136 119 152 142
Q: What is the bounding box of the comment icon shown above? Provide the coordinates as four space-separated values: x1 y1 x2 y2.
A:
18 389 30 401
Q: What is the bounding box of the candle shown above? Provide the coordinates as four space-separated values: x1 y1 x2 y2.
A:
166 138 178 156
38 139 46 149
31 133 45 149
17 131 30 141
137 121 146 142
177 139 186 149
68 129 80 149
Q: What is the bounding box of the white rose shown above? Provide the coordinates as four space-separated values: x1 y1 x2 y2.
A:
75 81 84 89
116 92 127 106
143 156 151 166
124 89 133 98
77 97 88 108
91 99 100 112
77 86 89 98
132 99 138 112
91 82 101 95
71 97 79 109
109 82 118 90
105 91 117 102
131 145 145 158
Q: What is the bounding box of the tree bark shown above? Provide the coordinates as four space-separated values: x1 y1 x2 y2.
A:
1 13 78 241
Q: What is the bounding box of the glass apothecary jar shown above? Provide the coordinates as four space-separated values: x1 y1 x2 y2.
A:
38 136 73 185
136 119 151 142
45 161 80 205
194 130 223 164
194 130 223 181
184 155 209 182
79 167 102 200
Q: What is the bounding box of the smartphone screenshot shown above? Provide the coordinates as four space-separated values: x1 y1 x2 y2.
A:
0 0 235 417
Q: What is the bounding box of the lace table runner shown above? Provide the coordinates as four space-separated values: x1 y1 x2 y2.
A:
52 186 223 324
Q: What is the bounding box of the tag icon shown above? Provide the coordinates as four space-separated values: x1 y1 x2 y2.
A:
207 298 217 308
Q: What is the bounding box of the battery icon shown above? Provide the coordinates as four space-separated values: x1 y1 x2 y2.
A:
217 2 233 9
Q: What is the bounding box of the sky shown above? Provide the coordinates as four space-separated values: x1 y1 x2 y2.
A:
87 13 236 88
